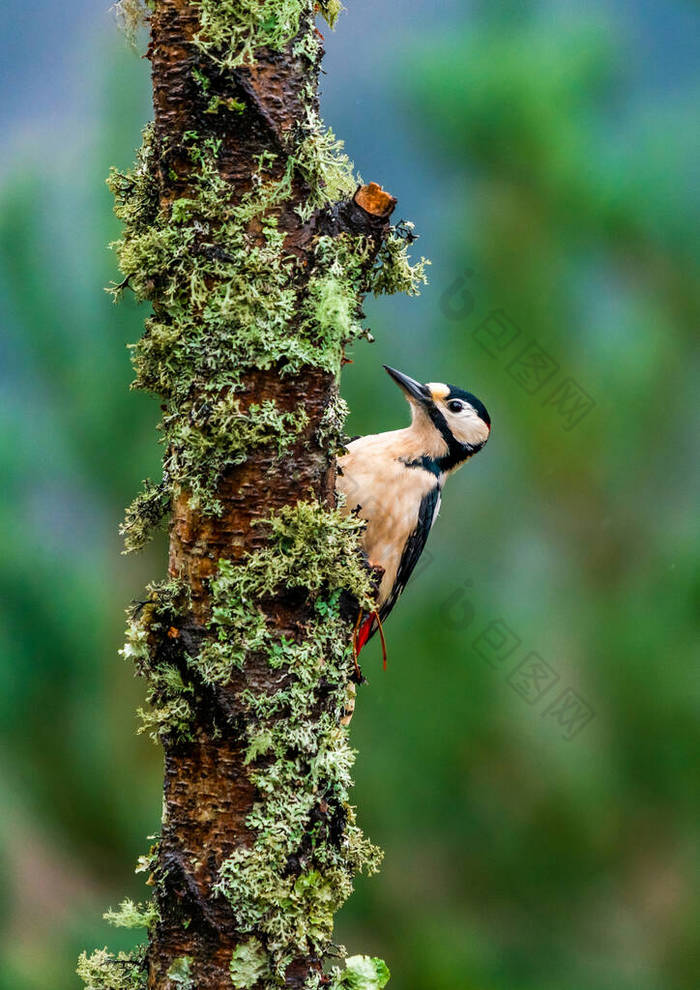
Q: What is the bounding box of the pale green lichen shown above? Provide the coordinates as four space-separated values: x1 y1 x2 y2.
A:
167 956 194 988
120 579 195 743
99 2 417 983
120 478 170 554
199 503 381 977
160 397 310 516
325 955 391 990
370 225 430 297
194 0 307 69
193 0 344 71
318 1 344 31
315 392 351 454
112 0 153 48
104 898 159 930
110 133 357 540
115 501 383 979
199 501 374 687
123 503 373 741
229 937 272 988
292 123 357 219
216 784 382 972
109 119 425 548
135 837 159 878
76 947 147 990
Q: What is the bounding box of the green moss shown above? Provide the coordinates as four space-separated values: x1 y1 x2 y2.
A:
77 947 147 990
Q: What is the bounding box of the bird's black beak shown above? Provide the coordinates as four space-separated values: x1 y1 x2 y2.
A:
384 365 431 404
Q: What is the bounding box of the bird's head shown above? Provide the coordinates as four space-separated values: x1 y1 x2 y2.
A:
384 365 491 470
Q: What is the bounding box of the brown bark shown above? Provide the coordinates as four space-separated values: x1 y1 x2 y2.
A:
143 3 395 987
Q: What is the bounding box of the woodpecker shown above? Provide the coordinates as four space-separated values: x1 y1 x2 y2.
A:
337 365 491 669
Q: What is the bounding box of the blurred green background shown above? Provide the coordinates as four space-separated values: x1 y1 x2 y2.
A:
1 1 698 988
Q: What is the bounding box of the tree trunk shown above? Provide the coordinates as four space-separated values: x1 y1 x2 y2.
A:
79 2 425 988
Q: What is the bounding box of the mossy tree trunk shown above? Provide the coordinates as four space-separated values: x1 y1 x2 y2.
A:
79 3 425 989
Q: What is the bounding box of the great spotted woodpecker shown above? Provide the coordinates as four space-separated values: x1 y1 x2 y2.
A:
337 366 491 671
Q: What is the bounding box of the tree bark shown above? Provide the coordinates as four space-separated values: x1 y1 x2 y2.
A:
102 3 404 989
78 3 425 989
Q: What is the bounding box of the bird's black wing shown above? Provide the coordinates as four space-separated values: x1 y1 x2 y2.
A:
379 483 441 625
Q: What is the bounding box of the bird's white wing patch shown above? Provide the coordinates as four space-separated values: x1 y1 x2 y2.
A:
432 492 442 527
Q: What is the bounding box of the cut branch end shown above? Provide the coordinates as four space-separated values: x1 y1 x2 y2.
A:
354 182 397 218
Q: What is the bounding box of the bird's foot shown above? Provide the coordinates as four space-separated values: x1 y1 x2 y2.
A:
368 609 388 671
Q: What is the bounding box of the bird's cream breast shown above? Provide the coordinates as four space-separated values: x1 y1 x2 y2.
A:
337 433 440 606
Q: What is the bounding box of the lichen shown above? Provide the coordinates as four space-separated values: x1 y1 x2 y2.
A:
96 1 421 983
195 502 380 976
112 1 153 48
104 898 159 930
167 957 194 989
318 1 344 31
160 397 310 516
368 224 430 296
113 501 382 978
120 579 195 743
326 955 391 990
229 937 272 988
198 501 374 687
120 478 170 554
76 947 147 990
193 0 344 71
193 0 306 69
315 392 350 454
108 133 365 541
109 124 421 547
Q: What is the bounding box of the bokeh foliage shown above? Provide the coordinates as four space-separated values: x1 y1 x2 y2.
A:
0 3 698 989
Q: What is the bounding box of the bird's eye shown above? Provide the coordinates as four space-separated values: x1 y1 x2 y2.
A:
447 400 464 413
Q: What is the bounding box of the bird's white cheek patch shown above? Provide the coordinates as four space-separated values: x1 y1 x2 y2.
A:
426 382 449 400
458 421 490 446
